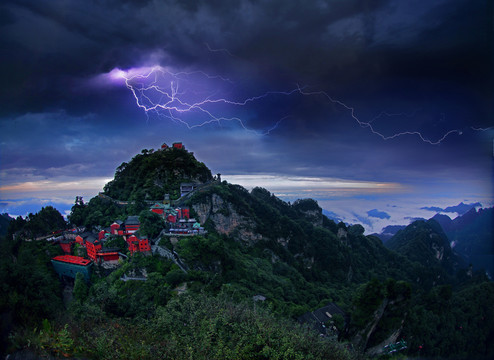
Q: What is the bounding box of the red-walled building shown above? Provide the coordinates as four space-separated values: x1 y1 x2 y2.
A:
138 238 151 253
59 238 74 254
110 217 140 236
75 234 85 245
75 232 97 246
123 216 140 233
71 231 122 264
128 241 139 255
96 248 120 263
150 202 192 225
85 235 102 262
172 142 184 150
127 232 151 255
177 208 190 219
150 203 165 215
110 221 123 235
161 142 169 150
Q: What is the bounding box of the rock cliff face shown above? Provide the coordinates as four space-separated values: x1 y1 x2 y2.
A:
349 279 410 356
365 325 404 356
193 193 262 244
191 187 328 247
298 209 323 227
292 199 323 227
431 239 444 261
352 298 389 352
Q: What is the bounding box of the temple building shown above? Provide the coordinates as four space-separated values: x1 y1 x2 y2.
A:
51 255 92 282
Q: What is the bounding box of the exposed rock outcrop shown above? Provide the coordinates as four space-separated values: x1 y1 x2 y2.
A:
299 209 323 227
365 325 404 356
352 298 389 352
193 193 261 244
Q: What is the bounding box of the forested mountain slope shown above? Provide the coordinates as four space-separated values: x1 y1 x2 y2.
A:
432 207 494 276
187 184 417 286
386 219 463 279
103 146 212 201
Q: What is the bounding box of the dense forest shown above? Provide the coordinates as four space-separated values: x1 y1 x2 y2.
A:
0 227 355 359
1 148 493 359
103 147 213 201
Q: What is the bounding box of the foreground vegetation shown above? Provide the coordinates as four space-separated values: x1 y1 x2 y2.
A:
2 208 493 359
1 239 355 359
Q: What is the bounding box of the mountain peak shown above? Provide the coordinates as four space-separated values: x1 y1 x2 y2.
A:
103 143 213 201
385 219 462 281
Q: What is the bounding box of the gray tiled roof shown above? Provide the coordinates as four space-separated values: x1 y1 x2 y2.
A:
125 216 140 225
297 303 347 335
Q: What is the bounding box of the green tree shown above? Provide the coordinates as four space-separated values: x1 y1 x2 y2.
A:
138 210 164 239
0 240 63 328
84 210 104 229
351 278 386 328
164 269 187 287
348 224 365 236
73 272 88 302
68 197 88 227
105 236 127 252
24 206 66 238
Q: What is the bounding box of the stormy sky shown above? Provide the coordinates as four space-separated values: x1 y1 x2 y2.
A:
0 0 492 233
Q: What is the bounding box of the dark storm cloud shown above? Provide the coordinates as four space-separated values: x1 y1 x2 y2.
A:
3 0 491 117
0 110 145 182
0 0 492 193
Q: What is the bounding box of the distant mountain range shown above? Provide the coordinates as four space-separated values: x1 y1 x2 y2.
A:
371 225 406 243
373 206 493 277
421 201 482 215
431 207 493 277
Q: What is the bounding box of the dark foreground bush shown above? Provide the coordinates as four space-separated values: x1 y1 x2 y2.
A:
82 293 356 360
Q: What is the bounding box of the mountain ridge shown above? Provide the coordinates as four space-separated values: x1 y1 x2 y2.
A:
3 144 493 359
432 207 494 276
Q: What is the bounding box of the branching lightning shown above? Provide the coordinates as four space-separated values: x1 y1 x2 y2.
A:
113 66 488 145
294 87 466 145
114 66 295 135
204 42 236 57
368 109 421 124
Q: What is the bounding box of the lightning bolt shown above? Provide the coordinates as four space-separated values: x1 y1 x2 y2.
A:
294 86 469 145
115 66 295 135
368 109 421 124
114 66 486 145
204 42 236 57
